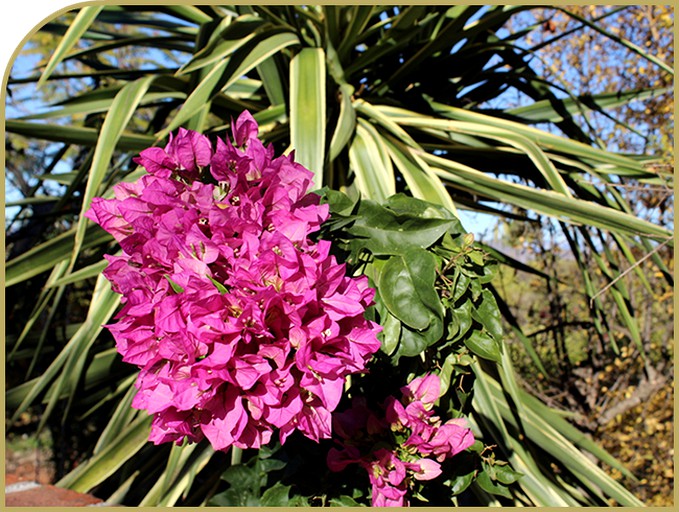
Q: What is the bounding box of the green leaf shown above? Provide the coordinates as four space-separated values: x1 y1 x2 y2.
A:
38 6 104 88
5 120 154 150
479 242 560 283
425 100 648 175
328 82 356 161
472 289 503 340
424 151 671 240
289 47 327 188
322 188 358 216
5 196 58 207
178 16 265 75
383 135 458 215
464 329 502 362
7 275 119 429
349 119 395 201
257 56 286 106
480 369 645 506
63 36 194 64
493 462 523 485
49 260 109 288
507 87 672 123
489 285 548 376
70 76 157 271
384 193 459 223
36 172 79 185
164 5 213 24
5 225 112 287
260 482 292 506
476 469 512 499
138 442 201 506
164 275 185 294
379 309 401 356
329 495 363 506
208 276 229 294
92 378 138 455
165 30 299 134
398 326 430 358
336 6 375 61
347 199 458 257
379 257 429 330
449 299 474 343
57 416 152 492
220 464 257 488
378 251 441 330
448 470 475 495
402 250 445 317
156 445 215 506
517 389 636 481
389 110 574 197
7 261 68 361
355 100 418 147
42 278 120 430
397 310 444 359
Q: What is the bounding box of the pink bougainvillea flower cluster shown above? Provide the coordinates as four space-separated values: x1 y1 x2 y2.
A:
86 111 381 450
327 374 475 506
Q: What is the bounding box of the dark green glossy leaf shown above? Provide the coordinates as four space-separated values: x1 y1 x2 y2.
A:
379 251 442 331
452 272 471 302
384 193 460 224
476 470 512 499
464 329 502 362
448 470 475 495
379 256 431 330
260 482 292 506
449 299 473 343
398 326 429 358
398 315 443 358
472 289 503 341
379 309 401 356
348 199 458 257
402 250 444 316
323 188 358 216
329 495 363 506
493 463 523 485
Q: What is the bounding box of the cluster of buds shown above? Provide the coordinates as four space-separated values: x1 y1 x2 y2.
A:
327 374 474 506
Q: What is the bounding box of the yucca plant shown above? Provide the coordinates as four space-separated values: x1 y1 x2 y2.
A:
5 4 672 506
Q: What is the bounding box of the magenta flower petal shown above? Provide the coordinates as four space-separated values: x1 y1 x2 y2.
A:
201 387 248 451
133 146 177 178
172 128 212 175
231 110 259 147
409 458 442 481
85 110 381 453
403 373 441 406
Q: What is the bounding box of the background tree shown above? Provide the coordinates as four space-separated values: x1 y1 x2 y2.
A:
484 7 674 503
5 4 673 506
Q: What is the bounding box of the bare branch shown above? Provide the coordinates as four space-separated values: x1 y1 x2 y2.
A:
590 237 673 307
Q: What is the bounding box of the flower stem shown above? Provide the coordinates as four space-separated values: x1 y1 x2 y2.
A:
231 446 243 466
